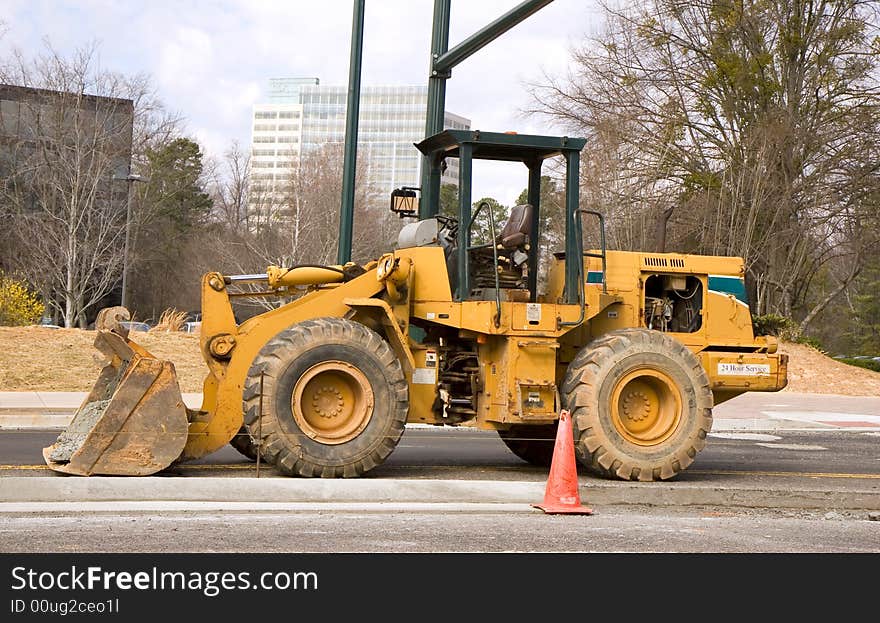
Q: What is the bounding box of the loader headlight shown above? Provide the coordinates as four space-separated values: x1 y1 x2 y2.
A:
377 253 396 281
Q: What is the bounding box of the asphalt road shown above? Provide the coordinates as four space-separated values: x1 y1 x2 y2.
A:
3 427 879 481
1 504 878 553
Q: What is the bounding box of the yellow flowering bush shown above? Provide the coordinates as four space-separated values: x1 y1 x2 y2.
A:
0 273 45 326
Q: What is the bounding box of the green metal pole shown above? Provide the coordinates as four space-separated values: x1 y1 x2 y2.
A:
337 0 365 265
564 150 581 304
526 161 542 300
419 0 451 220
456 143 473 300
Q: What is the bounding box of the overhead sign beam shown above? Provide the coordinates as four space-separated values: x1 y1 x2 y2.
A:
419 0 555 219
433 0 554 75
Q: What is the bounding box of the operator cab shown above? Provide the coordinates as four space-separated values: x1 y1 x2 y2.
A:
391 129 589 306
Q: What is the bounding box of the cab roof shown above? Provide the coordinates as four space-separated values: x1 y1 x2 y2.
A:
415 129 586 164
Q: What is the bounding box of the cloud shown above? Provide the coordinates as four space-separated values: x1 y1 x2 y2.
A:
156 26 214 93
1 0 605 202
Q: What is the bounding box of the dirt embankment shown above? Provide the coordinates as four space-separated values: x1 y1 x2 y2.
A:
0 327 878 396
0 327 208 393
777 341 880 396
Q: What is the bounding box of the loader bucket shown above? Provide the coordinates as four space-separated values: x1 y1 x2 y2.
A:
43 307 189 476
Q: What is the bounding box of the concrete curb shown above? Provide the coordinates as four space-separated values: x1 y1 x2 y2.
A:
0 414 74 429
2 477 878 511
0 501 535 514
0 392 200 413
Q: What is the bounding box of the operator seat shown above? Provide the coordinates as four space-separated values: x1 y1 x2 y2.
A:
498 203 533 251
449 203 534 297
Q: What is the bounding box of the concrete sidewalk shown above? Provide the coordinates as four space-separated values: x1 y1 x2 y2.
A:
0 391 203 412
0 391 202 429
2 390 879 432
2 476 879 512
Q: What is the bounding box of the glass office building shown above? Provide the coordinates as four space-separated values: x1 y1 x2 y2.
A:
249 78 470 201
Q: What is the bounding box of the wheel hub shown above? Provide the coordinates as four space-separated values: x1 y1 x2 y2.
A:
611 368 682 446
292 361 375 444
621 390 651 423
312 386 345 418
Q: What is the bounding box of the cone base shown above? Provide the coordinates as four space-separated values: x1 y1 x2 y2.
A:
531 502 593 515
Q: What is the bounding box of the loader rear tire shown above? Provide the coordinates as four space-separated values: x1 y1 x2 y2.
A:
229 425 258 461
561 328 713 481
242 318 408 478
497 424 557 467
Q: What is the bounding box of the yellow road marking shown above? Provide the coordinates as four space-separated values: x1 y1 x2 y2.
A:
0 464 255 471
173 464 258 470
688 469 880 480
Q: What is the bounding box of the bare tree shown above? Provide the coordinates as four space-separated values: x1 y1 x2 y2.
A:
203 141 390 314
211 142 388 266
0 41 183 326
528 0 880 325
208 140 251 234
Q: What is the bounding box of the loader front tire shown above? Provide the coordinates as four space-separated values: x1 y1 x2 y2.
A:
243 318 408 478
561 328 713 481
497 424 557 467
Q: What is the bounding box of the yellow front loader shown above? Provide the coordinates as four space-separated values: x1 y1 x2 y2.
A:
44 130 787 481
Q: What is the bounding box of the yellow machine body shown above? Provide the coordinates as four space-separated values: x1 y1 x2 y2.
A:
43 242 787 477
192 245 785 445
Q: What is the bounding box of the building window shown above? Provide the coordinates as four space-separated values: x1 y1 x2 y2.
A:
255 111 278 119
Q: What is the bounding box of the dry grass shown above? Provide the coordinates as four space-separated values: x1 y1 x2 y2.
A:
0 327 878 396
0 326 208 393
151 308 189 332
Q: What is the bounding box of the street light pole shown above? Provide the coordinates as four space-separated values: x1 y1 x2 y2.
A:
113 173 149 310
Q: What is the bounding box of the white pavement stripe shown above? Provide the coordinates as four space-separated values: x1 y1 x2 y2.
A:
755 443 827 451
762 411 880 425
709 433 781 442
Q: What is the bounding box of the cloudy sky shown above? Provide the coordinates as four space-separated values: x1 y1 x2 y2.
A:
2 0 604 205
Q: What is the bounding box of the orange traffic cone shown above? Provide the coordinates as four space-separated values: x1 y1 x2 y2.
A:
532 409 593 515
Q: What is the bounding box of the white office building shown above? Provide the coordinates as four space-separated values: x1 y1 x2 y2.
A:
249 78 470 202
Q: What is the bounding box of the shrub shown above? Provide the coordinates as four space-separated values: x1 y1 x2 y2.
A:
752 313 823 349
837 358 880 373
752 313 795 337
795 334 824 350
0 273 45 326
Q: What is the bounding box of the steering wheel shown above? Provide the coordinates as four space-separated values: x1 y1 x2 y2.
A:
435 214 459 235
